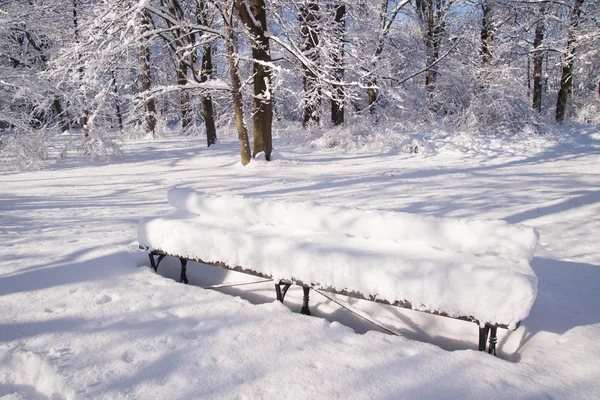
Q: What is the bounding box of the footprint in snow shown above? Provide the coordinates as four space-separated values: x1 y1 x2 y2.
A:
96 295 112 305
121 351 135 364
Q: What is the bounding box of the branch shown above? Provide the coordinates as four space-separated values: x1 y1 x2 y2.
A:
385 38 462 85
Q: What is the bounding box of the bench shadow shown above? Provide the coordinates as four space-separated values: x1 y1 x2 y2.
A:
154 257 483 355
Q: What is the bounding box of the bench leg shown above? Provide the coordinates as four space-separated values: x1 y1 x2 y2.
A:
478 325 490 352
149 253 167 273
179 258 188 284
275 282 292 303
300 287 311 316
488 326 498 356
478 325 498 356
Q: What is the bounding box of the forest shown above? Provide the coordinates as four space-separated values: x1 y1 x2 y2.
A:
0 0 599 168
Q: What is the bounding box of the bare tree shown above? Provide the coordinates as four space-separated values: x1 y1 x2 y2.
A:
366 0 411 114
235 0 273 159
532 4 546 113
218 3 251 165
72 0 89 136
555 0 585 122
197 0 217 147
139 9 158 137
330 2 346 126
415 0 451 110
480 0 493 67
300 0 321 128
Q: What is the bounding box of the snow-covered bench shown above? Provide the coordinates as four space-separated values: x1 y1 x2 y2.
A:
138 188 539 355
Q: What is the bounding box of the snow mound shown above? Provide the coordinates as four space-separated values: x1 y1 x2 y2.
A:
0 348 75 400
139 188 539 328
166 188 538 262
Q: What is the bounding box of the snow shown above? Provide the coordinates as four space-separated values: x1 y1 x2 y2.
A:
165 187 539 262
139 188 538 327
1 129 600 399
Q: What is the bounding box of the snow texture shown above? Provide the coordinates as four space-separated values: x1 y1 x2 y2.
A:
2 130 600 400
138 188 539 328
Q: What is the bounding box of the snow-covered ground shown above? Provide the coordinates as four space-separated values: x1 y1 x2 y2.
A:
1 127 599 399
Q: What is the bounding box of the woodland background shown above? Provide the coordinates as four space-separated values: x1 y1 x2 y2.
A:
1 0 599 168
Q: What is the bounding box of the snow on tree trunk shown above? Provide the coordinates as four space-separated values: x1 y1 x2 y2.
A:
532 5 545 114
139 9 157 137
300 0 321 129
222 11 251 166
555 0 585 122
330 3 346 126
72 0 89 136
235 0 273 160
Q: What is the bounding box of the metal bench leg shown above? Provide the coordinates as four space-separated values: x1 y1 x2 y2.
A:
300 287 311 316
275 282 292 303
179 258 188 284
478 325 490 352
149 253 166 273
488 326 498 356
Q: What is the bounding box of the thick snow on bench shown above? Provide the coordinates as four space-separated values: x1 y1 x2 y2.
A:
138 188 539 328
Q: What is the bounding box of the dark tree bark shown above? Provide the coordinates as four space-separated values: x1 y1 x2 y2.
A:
199 45 217 146
300 0 321 128
221 8 251 165
72 0 89 136
166 0 193 130
197 0 217 146
532 5 545 113
235 0 273 160
52 97 70 133
330 3 346 126
177 61 193 129
111 70 123 131
416 0 447 110
139 9 157 136
555 0 585 122
366 0 390 114
480 0 493 67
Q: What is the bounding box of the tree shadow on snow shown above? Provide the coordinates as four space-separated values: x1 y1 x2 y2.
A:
510 257 600 358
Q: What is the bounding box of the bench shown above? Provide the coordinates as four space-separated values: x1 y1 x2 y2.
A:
138 188 539 356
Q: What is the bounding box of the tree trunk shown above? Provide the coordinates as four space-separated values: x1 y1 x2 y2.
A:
366 0 389 114
224 17 251 165
300 0 321 128
532 5 545 113
555 0 585 122
200 44 217 146
139 10 157 136
236 0 273 160
416 0 446 110
111 71 123 131
178 61 193 130
330 3 346 126
72 0 89 136
480 0 493 67
197 0 217 146
52 98 70 133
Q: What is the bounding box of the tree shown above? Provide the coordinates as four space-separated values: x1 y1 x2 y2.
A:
365 0 411 114
139 9 158 137
480 0 493 67
330 2 346 126
300 0 321 128
532 4 546 113
235 0 273 160
415 0 452 110
555 0 585 122
217 2 251 165
196 0 218 147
